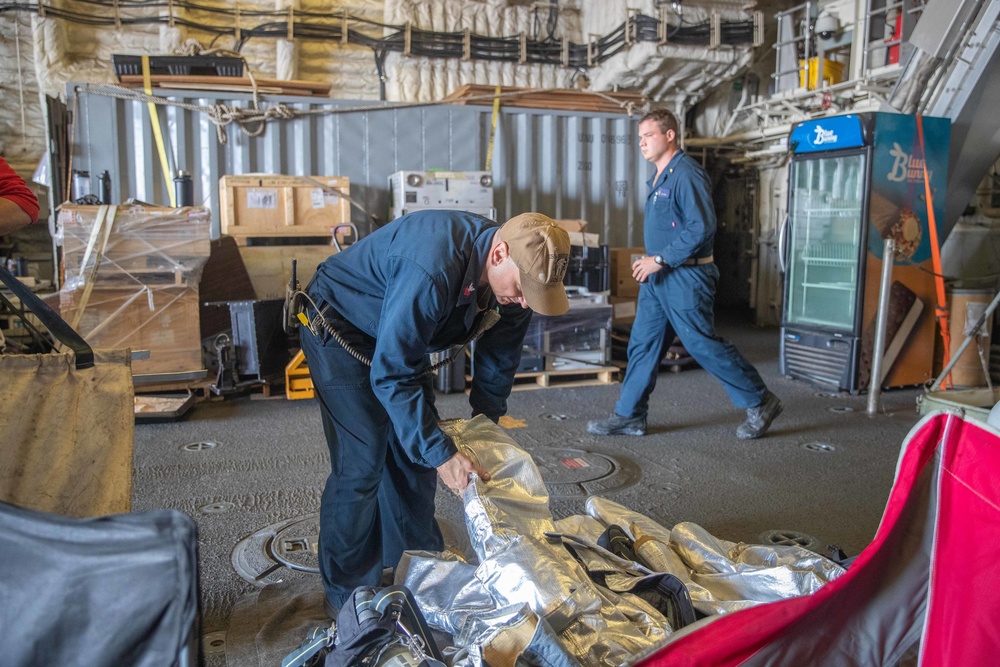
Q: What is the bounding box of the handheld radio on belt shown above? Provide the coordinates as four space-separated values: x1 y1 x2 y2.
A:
283 221 359 337
282 259 304 335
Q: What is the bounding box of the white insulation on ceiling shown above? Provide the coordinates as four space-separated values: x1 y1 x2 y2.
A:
1 0 755 164
382 0 754 104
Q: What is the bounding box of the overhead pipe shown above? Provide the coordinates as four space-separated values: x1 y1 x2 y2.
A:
684 123 793 147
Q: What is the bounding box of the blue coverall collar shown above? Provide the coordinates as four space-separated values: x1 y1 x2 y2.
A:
646 149 686 193
457 226 499 307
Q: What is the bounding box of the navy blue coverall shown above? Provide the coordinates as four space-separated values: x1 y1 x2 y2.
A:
616 150 767 419
300 210 531 608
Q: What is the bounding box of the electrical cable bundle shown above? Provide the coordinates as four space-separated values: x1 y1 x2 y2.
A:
1 1 756 71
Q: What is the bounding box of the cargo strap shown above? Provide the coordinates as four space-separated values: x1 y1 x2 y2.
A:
70 204 119 331
917 115 950 386
141 55 176 207
485 84 501 171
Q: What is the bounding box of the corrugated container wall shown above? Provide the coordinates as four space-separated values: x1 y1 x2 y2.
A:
69 85 646 247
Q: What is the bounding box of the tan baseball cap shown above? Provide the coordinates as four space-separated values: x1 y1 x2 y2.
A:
500 213 571 316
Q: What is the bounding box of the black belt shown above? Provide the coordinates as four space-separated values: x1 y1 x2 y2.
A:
681 255 714 266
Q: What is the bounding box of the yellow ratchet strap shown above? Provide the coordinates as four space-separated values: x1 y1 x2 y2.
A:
141 55 177 207
485 85 501 172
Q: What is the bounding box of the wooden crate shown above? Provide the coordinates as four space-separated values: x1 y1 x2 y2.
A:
59 285 203 375
60 205 211 283
465 366 618 391
237 244 336 300
219 175 351 241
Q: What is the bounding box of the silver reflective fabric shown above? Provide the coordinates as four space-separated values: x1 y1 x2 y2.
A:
399 419 844 665
586 497 846 615
400 416 670 666
395 550 492 638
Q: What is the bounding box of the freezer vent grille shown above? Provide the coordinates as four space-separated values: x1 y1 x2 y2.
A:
784 338 849 389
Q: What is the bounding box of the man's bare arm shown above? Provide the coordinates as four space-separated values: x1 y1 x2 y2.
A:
0 197 34 235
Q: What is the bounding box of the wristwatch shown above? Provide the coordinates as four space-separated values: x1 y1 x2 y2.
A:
653 255 667 266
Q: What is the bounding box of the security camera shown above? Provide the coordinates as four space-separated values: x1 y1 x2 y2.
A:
815 13 839 41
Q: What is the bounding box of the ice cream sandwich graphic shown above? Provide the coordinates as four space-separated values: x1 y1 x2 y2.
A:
869 192 922 259
858 280 925 389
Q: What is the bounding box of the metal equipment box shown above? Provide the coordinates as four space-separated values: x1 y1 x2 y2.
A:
528 289 612 372
204 299 288 390
227 299 288 379
389 170 495 220
565 244 610 293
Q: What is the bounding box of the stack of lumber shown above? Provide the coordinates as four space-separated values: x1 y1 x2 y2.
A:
444 85 646 114
117 75 331 96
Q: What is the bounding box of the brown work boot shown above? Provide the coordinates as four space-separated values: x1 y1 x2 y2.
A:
737 391 783 440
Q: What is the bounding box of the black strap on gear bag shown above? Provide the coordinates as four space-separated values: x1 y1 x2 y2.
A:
328 585 445 667
283 585 445 667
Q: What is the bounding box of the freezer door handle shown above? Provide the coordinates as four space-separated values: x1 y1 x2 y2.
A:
778 213 790 273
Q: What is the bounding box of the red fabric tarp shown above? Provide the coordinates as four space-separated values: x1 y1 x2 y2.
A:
635 412 1000 666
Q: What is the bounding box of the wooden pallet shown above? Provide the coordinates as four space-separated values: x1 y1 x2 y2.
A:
87 266 195 285
133 376 282 400
134 394 197 421
466 366 619 392
133 377 213 397
249 380 283 400
444 84 646 114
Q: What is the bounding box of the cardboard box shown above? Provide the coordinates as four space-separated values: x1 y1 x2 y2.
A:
610 247 646 297
219 175 351 240
553 219 599 248
59 285 203 375
567 231 600 248
610 296 638 325
554 219 588 233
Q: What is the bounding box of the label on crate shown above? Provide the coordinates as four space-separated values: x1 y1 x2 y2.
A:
246 188 278 209
311 189 341 208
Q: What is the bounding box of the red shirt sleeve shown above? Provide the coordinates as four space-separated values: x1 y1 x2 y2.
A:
0 157 40 223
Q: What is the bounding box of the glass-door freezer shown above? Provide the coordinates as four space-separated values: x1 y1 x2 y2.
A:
781 150 869 390
785 152 867 331
780 112 950 394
